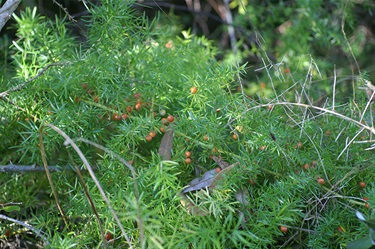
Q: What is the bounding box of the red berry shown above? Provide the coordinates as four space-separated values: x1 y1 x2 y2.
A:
87 89 94 95
121 113 128 120
167 115 174 122
185 151 191 158
296 142 303 149
317 178 325 185
203 135 209 141
145 135 152 142
160 126 166 133
232 134 238 140
149 131 157 138
359 181 366 188
267 105 273 111
161 118 169 125
126 106 132 113
105 232 113 241
366 203 370 209
284 68 291 74
135 102 141 111
280 226 288 233
215 167 221 173
190 86 198 94
113 114 121 121
259 145 266 151
363 197 369 201
185 158 192 164
165 41 173 49
303 164 310 170
133 92 141 99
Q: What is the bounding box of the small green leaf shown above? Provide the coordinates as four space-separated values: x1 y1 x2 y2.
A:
2 205 21 212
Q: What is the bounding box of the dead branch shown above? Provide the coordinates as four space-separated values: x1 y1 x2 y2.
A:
0 164 93 173
0 62 70 99
0 0 21 32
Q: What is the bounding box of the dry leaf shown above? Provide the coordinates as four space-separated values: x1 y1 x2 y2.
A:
158 127 174 160
211 156 231 169
209 162 238 189
182 169 217 193
235 188 250 205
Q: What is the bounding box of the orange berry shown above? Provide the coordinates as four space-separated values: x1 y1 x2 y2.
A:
215 167 221 173
135 102 141 111
359 181 366 188
203 135 209 141
259 145 267 151
284 68 291 74
185 151 191 158
113 113 121 121
167 115 174 122
133 92 141 99
317 177 325 185
185 158 192 164
121 113 128 120
160 126 166 133
190 86 198 94
303 164 310 170
280 226 288 233
149 131 157 138
165 41 173 49
267 105 273 110
126 106 132 113
366 203 370 209
232 134 238 140
145 135 152 142
161 118 169 125
105 232 113 241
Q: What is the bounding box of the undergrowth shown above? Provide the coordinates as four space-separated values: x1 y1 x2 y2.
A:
0 0 374 248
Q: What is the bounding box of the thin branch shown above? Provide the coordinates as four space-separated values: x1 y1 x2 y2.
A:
52 0 77 22
332 64 337 111
0 214 49 245
67 151 107 248
46 124 135 249
341 0 361 76
0 62 70 99
0 0 21 32
75 138 145 246
244 102 375 135
39 126 69 229
0 164 80 172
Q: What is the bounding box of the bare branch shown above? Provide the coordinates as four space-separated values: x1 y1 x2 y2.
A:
0 164 94 172
46 123 135 249
0 0 21 32
0 62 70 99
0 213 49 245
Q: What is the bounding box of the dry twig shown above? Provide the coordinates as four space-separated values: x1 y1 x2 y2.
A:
0 0 21 32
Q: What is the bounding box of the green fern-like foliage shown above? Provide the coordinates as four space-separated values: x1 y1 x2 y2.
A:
0 0 374 248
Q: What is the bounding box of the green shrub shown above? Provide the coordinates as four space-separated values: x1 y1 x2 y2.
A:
0 0 374 248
